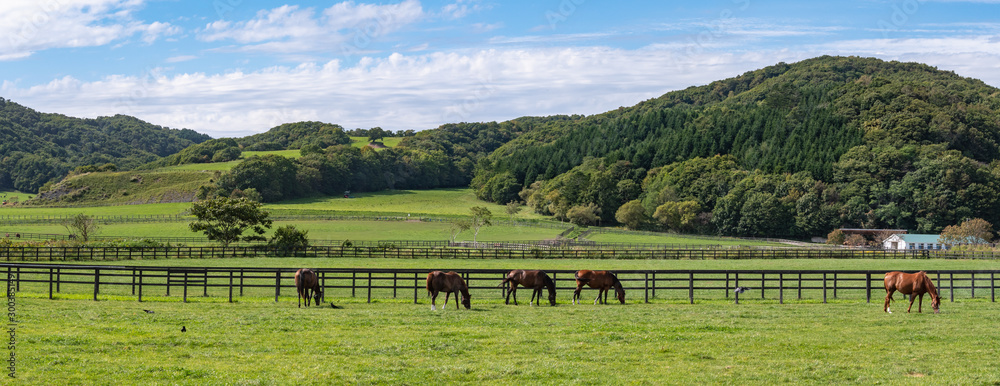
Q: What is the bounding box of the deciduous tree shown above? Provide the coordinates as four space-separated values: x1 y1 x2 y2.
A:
189 197 273 247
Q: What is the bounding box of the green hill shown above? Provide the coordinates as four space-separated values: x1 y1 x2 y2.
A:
28 169 215 206
473 56 1000 237
0 98 210 192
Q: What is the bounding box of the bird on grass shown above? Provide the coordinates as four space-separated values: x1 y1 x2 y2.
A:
181 326 186 333
330 303 342 309
143 309 154 314
734 286 751 294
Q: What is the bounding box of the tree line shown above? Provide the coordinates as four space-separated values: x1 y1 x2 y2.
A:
472 56 1000 237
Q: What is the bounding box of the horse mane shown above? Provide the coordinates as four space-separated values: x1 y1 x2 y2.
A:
920 271 939 297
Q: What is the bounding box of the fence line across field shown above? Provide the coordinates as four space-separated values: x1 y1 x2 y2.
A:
3 263 996 305
4 245 1000 261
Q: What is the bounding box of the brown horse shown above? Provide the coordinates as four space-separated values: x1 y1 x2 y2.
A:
884 271 940 314
294 268 323 308
573 270 625 305
500 270 557 306
426 271 471 311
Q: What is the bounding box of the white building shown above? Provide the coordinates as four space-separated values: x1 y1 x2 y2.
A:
882 234 948 250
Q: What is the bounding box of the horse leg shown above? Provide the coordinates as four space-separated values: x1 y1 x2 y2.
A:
907 293 917 313
884 289 894 313
531 287 541 306
431 291 438 311
594 288 603 305
512 286 518 305
443 291 451 310
917 293 924 313
504 284 512 305
573 284 583 305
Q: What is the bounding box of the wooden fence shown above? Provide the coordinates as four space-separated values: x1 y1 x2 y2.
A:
6 245 1000 261
3 263 997 305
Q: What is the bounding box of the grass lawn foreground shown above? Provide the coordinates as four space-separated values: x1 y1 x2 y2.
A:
12 295 1000 384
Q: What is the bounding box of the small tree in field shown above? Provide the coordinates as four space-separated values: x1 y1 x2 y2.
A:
269 225 309 249
63 213 100 242
189 197 273 247
449 219 471 243
505 201 522 222
469 206 493 244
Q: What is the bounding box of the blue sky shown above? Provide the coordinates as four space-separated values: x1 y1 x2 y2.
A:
2 0 1000 138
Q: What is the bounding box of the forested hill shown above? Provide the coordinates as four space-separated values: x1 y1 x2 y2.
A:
0 98 210 192
473 56 1000 237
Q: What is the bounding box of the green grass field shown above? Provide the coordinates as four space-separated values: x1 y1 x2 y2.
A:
10 292 1000 384
350 136 402 148
0 219 562 243
585 231 787 247
269 188 548 220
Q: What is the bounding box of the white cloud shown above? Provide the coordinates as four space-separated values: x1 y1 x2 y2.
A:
0 0 176 60
4 35 1000 139
166 55 198 63
441 0 487 19
199 0 424 54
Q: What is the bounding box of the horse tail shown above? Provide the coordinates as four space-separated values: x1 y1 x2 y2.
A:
574 271 590 282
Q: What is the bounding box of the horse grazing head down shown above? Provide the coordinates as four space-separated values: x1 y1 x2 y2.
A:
294 268 323 308
884 271 940 314
573 270 625 305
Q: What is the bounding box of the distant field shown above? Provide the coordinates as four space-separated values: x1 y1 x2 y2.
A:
269 188 547 220
350 136 402 148
0 202 191 217
0 219 563 242
1 190 35 202
155 150 302 172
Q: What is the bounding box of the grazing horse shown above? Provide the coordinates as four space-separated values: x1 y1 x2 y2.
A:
294 268 323 308
573 270 625 305
500 270 557 306
884 271 940 314
426 271 471 311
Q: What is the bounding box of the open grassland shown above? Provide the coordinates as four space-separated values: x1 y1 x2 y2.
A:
269 188 548 220
0 202 191 217
0 219 563 242
154 150 303 172
11 292 1000 384
350 136 402 148
1 190 35 202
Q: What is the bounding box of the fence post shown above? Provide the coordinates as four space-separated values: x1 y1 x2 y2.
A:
971 273 975 299
138 269 143 302
240 270 245 296
644 273 649 304
393 272 397 299
352 271 356 298
49 268 54 300
760 273 765 300
688 272 694 304
833 273 838 299
203 270 209 297
950 273 954 302
93 268 100 301
779 273 783 304
866 273 871 303
414 272 419 304
183 271 189 303
367 272 372 304
228 271 234 303
275 271 281 303
734 272 740 304
822 273 827 304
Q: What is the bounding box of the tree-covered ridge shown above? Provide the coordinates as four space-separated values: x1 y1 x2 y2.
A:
0 98 210 192
474 56 1000 236
476 56 1000 194
237 121 352 151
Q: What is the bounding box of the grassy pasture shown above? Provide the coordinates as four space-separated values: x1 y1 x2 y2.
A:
269 188 547 220
1 190 35 202
350 136 402 148
0 219 563 242
10 289 1000 384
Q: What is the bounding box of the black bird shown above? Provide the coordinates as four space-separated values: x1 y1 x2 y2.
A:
143 309 154 314
181 326 186 333
734 286 751 294
330 303 342 309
